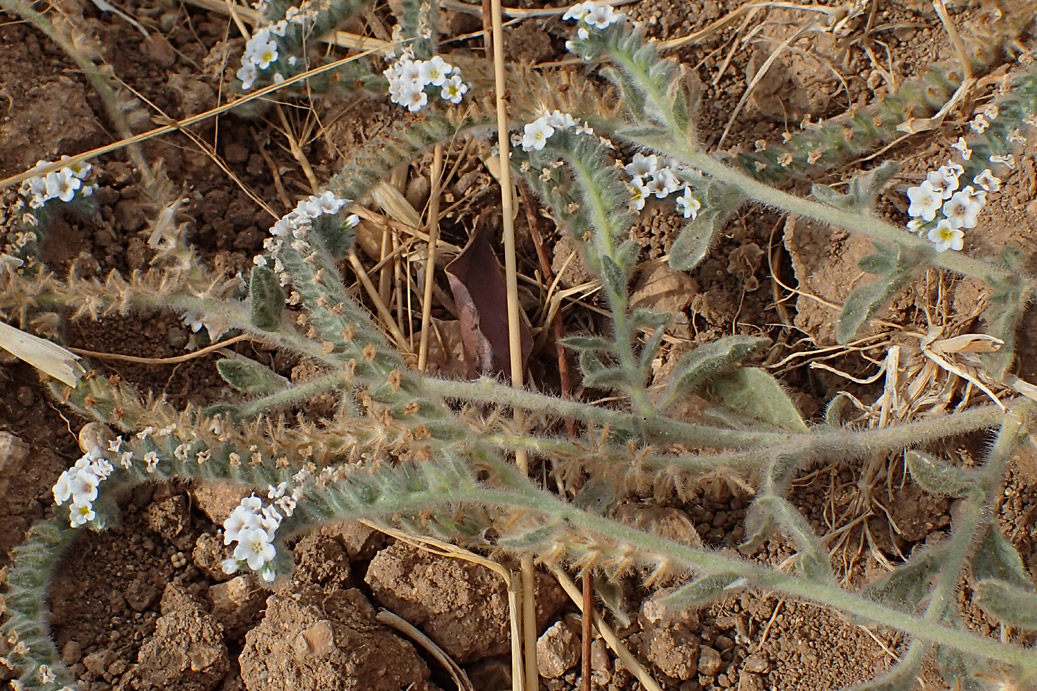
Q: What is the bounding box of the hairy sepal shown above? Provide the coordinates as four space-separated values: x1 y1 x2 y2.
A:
905 451 982 500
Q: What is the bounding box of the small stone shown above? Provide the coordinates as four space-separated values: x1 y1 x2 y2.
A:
16 386 34 407
536 621 580 679
293 620 337 660
1026 199 1037 218
714 634 734 651
698 646 722 677
107 658 128 676
742 653 769 674
590 638 611 686
114 199 145 232
224 142 249 164
83 649 116 675
61 640 82 666
142 34 177 67
737 672 765 691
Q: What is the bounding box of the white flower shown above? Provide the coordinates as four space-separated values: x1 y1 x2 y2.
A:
441 75 468 104
562 1 591 21
522 120 555 151
647 168 681 199
259 566 277 583
676 188 701 219
927 220 964 252
313 190 346 214
267 482 288 499
584 2 620 28
942 189 982 229
245 38 279 69
961 184 986 207
951 137 972 160
234 527 276 569
974 169 1000 192
420 56 452 86
628 181 649 211
45 169 82 202
624 153 659 179
224 504 262 544
906 218 926 234
906 181 942 222
70 501 96 527
221 558 240 575
926 167 959 200
989 154 1015 169
60 155 92 180
401 82 428 113
143 451 160 473
53 471 73 505
577 26 589 40
969 113 989 133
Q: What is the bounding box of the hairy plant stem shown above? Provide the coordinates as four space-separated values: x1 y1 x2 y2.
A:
605 45 1027 288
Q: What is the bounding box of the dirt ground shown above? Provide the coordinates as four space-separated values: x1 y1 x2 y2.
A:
1 0 1037 689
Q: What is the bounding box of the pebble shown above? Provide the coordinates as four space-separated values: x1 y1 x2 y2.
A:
1025 199 1037 218
224 142 249 164
742 653 770 674
698 646 723 676
142 34 177 67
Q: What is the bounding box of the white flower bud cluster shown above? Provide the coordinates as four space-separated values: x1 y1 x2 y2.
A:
515 110 593 152
623 153 700 219
562 0 624 52
254 191 359 280
236 0 333 90
384 54 469 113
905 162 1000 253
17 157 95 210
52 448 114 527
221 473 307 583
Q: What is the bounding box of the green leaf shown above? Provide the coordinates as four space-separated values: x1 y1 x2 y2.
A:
668 206 723 272
906 451 982 499
496 519 562 551
824 392 856 427
707 368 807 432
974 579 1037 628
981 272 1029 378
972 523 1034 590
657 335 769 410
216 357 289 395
560 335 616 353
600 255 628 297
835 244 918 344
814 161 899 212
659 573 746 610
249 265 284 331
863 547 942 613
747 496 832 582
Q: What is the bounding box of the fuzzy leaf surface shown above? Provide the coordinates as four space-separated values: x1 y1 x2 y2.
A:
974 579 1037 628
249 265 284 331
216 358 289 395
905 451 981 499
836 244 917 344
707 367 807 431
972 523 1034 590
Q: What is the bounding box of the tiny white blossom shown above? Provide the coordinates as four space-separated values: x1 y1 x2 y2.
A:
969 113 989 133
675 188 701 219
927 167 959 200
70 501 96 527
143 451 160 473
45 169 82 202
522 120 555 151
628 181 649 211
906 218 926 234
950 137 972 160
401 82 428 113
420 56 452 86
625 153 659 179
234 527 276 570
974 169 1000 192
942 189 982 229
441 75 468 104
237 62 258 90
906 181 942 222
927 220 964 252
647 168 681 199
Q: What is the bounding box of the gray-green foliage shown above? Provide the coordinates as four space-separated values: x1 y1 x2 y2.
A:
5 3 1037 691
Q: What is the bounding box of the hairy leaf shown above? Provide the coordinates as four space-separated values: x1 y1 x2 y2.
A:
982 268 1030 378
906 451 981 499
707 368 807 432
216 357 289 395
972 523 1034 590
845 642 925 691
863 547 942 613
249 265 284 331
836 244 918 344
974 579 1037 628
744 496 832 582
657 335 769 410
560 335 617 354
811 161 899 212
659 573 746 610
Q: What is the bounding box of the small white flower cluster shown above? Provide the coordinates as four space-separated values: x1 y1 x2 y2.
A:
905 162 999 253
562 0 625 47
623 153 701 219
384 54 468 112
255 191 359 280
221 473 307 583
181 309 227 343
17 157 95 210
53 448 114 527
236 0 331 90
515 110 593 152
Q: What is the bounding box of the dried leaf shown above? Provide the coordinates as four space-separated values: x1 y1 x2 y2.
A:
444 213 532 380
